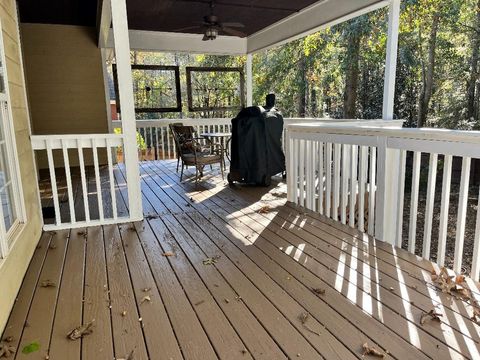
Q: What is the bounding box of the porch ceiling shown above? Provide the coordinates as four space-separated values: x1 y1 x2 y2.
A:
19 0 388 53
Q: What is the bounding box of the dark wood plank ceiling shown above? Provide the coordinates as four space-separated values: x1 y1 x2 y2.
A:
18 0 321 36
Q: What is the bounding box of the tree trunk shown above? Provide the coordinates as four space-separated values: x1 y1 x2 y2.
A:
310 88 318 117
467 0 480 120
418 9 441 128
297 52 307 117
343 32 361 119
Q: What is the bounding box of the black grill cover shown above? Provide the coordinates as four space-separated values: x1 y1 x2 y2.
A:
228 106 285 186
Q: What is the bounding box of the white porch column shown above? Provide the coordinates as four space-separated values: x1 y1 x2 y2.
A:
110 0 143 220
383 0 400 119
246 53 253 106
377 0 401 244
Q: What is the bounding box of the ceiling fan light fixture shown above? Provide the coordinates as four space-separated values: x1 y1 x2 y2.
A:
205 26 218 40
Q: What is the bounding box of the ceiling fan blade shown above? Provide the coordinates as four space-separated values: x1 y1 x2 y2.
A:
173 24 203 32
221 22 245 28
221 27 247 37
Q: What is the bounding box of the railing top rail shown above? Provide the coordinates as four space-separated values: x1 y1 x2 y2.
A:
31 133 123 140
287 123 480 144
112 118 233 129
31 133 124 150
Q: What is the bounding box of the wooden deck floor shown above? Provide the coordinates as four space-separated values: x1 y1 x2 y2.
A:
2 160 480 359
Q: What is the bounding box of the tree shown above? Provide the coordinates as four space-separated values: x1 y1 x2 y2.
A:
417 1 442 127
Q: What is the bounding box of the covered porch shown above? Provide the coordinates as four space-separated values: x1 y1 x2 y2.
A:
4 160 480 359
1 0 480 358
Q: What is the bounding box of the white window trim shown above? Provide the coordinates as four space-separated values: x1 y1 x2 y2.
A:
0 18 27 258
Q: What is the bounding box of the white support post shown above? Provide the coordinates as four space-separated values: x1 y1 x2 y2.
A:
378 0 401 244
246 53 253 106
383 0 400 120
111 0 143 221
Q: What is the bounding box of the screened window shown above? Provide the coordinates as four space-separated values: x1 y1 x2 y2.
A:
0 21 25 258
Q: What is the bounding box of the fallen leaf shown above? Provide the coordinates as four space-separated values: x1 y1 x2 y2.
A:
202 255 220 265
140 296 151 304
142 287 151 292
117 349 135 360
121 311 127 317
0 343 16 358
257 206 271 214
455 275 466 284
362 343 384 358
311 288 325 296
3 337 13 343
194 300 205 306
420 309 442 325
48 242 57 249
162 252 175 257
40 280 56 288
22 341 40 354
299 312 320 336
66 320 94 340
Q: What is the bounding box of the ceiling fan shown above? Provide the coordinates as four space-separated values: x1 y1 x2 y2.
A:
174 0 247 41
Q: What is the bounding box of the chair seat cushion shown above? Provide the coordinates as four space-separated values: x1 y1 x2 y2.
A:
183 153 222 165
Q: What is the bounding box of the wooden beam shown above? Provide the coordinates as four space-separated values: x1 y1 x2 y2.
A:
110 0 143 221
247 0 389 53
105 29 247 55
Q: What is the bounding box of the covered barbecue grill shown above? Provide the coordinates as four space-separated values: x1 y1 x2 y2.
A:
227 94 286 186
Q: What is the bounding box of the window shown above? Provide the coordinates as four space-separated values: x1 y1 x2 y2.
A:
0 21 25 258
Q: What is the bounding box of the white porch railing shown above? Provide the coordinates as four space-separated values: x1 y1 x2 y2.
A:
287 123 480 280
31 133 128 231
112 118 232 160
113 118 405 160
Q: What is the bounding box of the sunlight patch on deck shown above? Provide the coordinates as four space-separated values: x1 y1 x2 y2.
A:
392 247 421 348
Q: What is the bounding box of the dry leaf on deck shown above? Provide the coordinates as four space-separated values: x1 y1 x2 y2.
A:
40 280 56 288
140 296 151 304
257 206 271 214
299 312 320 336
162 252 175 257
471 304 480 323
117 349 135 360
311 288 325 296
0 343 16 358
203 255 220 265
66 320 95 340
420 309 442 325
362 343 384 358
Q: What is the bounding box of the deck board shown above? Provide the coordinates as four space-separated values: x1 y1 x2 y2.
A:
3 159 480 359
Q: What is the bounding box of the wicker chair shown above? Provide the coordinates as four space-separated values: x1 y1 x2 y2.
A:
170 124 224 182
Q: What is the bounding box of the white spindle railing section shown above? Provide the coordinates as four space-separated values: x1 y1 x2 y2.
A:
31 134 128 231
113 118 407 160
112 118 232 160
287 123 480 280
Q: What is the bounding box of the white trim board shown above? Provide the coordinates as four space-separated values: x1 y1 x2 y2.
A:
106 29 247 55
247 0 389 53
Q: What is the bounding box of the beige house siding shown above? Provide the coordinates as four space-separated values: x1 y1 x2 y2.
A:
0 0 43 334
21 23 110 168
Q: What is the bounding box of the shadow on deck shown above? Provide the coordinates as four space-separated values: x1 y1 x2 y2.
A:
2 160 480 359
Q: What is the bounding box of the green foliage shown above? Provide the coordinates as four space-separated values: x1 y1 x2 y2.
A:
22 341 40 354
113 127 146 150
